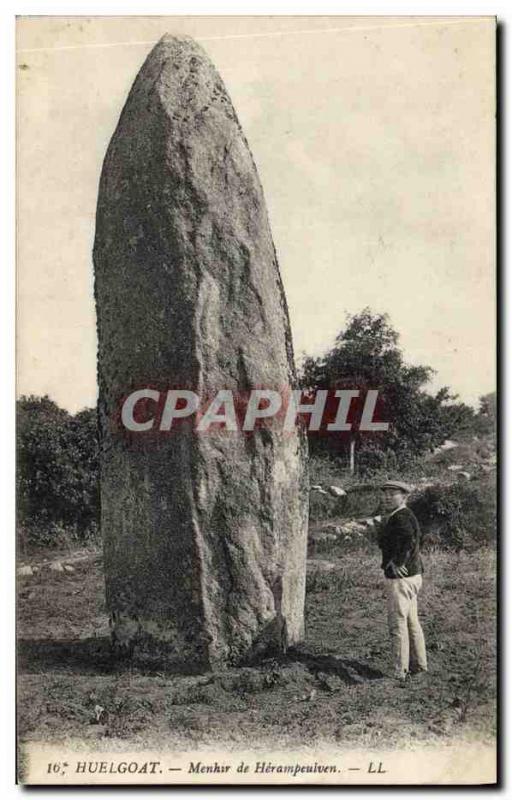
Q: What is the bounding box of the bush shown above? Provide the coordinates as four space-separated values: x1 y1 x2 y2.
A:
17 396 100 547
356 443 426 478
409 477 496 550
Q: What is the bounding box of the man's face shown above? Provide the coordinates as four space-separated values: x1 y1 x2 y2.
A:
382 489 406 512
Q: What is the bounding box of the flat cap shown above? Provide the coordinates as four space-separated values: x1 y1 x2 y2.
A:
380 480 411 493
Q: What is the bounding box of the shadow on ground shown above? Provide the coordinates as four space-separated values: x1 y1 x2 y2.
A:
17 636 385 684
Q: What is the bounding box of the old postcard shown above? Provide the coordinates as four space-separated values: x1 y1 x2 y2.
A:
16 15 497 785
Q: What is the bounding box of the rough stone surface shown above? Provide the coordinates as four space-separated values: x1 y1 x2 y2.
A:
93 35 308 669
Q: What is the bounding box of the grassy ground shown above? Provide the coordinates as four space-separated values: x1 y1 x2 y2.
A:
17 543 496 752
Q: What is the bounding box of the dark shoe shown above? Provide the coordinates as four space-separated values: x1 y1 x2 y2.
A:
410 668 428 680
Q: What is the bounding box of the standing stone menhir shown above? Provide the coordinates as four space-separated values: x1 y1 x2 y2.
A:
93 34 308 669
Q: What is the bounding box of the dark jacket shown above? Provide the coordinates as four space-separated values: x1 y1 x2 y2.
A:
378 506 423 579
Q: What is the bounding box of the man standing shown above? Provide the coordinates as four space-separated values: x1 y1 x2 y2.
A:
377 480 428 681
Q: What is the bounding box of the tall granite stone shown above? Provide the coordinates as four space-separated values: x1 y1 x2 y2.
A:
93 35 308 669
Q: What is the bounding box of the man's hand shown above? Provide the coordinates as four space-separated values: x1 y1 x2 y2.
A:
310 485 329 496
386 560 409 578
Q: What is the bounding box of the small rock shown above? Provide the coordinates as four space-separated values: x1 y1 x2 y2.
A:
447 464 463 472
17 566 33 577
64 564 75 572
456 471 471 481
327 485 347 497
49 562 65 573
434 439 459 454
441 440 458 451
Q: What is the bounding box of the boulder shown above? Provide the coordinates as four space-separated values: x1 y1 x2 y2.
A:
93 35 308 669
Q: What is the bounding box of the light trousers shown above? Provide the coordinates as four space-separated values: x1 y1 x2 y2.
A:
385 574 427 676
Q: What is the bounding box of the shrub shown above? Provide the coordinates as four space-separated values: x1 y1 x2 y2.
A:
17 396 100 547
409 477 496 550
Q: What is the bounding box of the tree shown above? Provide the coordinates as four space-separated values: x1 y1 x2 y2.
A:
17 395 99 544
473 392 497 437
300 309 475 473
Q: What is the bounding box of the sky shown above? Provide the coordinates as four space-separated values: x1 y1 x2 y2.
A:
16 16 496 412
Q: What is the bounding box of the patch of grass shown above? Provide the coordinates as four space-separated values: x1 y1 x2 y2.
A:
17 546 496 751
